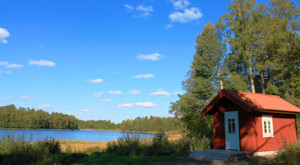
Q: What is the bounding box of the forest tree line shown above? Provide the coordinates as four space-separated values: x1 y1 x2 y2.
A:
0 104 179 132
170 0 300 139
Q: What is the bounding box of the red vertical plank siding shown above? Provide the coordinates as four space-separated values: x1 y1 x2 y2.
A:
239 111 258 152
214 109 298 152
213 111 225 149
253 114 298 152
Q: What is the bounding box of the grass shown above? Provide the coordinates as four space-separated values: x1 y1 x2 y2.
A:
0 132 194 164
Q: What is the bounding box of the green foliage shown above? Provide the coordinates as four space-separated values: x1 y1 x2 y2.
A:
171 0 300 141
188 136 211 151
0 105 181 132
119 116 181 132
106 135 143 155
273 142 300 165
106 133 190 157
170 23 224 139
0 104 117 130
0 133 61 164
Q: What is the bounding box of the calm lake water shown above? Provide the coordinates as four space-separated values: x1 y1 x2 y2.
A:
0 129 156 142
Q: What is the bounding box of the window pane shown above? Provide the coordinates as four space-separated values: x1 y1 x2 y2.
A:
228 123 232 133
264 121 267 133
232 122 235 133
268 121 271 133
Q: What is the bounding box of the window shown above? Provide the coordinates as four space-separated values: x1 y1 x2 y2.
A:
228 118 236 134
262 115 273 137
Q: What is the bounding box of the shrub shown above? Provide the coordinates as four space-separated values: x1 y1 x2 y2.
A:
273 142 300 165
106 134 144 155
106 132 191 157
0 133 61 164
188 136 211 151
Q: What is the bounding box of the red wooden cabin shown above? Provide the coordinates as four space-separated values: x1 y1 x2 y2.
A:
201 89 300 152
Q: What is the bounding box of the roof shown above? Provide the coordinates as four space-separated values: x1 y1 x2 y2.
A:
201 89 300 115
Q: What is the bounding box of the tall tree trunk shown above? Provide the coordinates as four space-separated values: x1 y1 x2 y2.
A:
218 68 224 90
249 59 256 93
260 72 265 94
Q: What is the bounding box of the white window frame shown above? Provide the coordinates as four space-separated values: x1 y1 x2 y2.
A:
262 115 273 137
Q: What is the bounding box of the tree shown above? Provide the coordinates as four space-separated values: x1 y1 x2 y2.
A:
170 23 226 139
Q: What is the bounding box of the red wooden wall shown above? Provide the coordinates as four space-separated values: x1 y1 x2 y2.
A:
212 98 298 152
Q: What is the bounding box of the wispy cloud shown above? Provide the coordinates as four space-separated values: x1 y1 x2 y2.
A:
102 99 111 102
0 28 9 44
165 24 173 29
118 103 133 108
136 102 156 108
82 109 90 112
0 70 12 74
137 53 162 61
20 96 30 100
169 0 202 23
0 98 7 101
86 79 104 83
29 59 55 66
171 0 190 10
150 90 170 96
128 90 140 95
169 7 202 23
6 64 23 69
94 92 104 97
109 91 122 95
37 104 53 109
0 61 8 66
124 4 134 11
132 74 154 79
124 4 153 18
0 61 23 69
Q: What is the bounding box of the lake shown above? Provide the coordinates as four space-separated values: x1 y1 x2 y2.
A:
0 129 156 142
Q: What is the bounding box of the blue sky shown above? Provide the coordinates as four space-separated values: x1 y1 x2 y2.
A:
0 0 246 123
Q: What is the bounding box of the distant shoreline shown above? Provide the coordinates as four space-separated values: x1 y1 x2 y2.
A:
0 128 160 134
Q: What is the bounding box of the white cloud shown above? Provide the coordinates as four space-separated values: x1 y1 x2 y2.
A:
169 7 203 23
124 4 153 18
118 103 133 108
136 5 153 18
128 90 140 95
165 24 173 29
0 70 11 74
0 28 9 44
124 4 134 11
0 61 8 66
6 64 23 69
37 104 53 109
171 0 190 10
132 74 154 79
136 102 156 108
109 91 122 95
82 109 90 112
102 99 111 102
20 96 30 100
0 98 7 101
87 79 104 83
137 53 162 61
4 71 11 74
150 91 170 96
94 92 104 97
29 59 55 66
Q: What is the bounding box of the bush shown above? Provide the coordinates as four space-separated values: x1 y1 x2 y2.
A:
106 134 144 155
188 136 211 151
273 142 300 165
106 132 191 157
0 133 61 164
